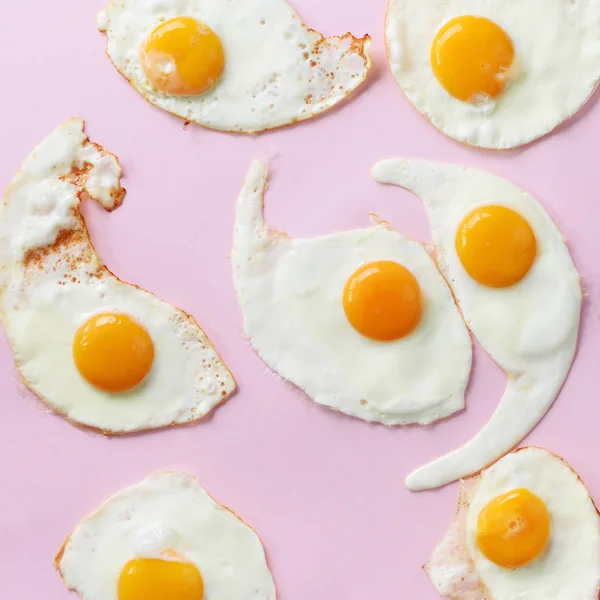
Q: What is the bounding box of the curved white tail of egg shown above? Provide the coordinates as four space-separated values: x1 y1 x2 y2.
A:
406 357 576 490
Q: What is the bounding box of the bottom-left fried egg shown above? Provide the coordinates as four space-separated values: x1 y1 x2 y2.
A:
56 471 276 600
0 118 235 433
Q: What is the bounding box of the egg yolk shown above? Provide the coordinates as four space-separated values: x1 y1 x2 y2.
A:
456 205 537 288
476 488 550 568
73 313 154 393
118 558 204 600
431 15 514 102
343 261 422 341
141 16 224 96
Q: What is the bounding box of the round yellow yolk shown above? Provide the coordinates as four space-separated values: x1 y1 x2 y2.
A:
343 261 422 341
73 313 154 393
141 16 224 96
431 15 514 102
456 205 537 288
476 488 551 568
118 558 204 600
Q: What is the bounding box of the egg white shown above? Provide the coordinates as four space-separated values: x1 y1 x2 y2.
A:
0 119 235 433
373 160 581 489
56 471 276 600
98 0 371 133
232 160 472 426
385 0 600 148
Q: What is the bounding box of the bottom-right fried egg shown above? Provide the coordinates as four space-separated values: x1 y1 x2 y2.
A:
426 447 600 600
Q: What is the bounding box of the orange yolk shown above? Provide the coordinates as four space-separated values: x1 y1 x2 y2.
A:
73 313 154 393
431 15 515 102
141 17 224 96
456 205 537 288
343 260 422 341
476 488 551 568
118 557 204 600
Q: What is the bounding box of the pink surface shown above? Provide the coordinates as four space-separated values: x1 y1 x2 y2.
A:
1 1 600 598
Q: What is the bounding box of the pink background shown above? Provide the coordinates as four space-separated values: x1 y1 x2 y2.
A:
1 0 600 598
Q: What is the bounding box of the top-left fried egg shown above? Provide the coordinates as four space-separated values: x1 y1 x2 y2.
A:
0 118 235 434
97 0 371 133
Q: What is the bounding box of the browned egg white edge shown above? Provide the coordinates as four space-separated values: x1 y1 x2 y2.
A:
2 120 236 436
99 5 372 134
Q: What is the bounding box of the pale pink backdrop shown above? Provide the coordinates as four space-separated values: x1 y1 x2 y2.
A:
1 1 600 598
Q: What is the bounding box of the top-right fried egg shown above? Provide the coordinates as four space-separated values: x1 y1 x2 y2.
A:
385 0 600 149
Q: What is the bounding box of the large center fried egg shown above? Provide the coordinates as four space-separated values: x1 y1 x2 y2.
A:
232 160 472 426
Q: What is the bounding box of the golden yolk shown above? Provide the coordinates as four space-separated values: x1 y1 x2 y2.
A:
431 15 514 102
72 313 154 393
118 558 204 600
476 488 551 568
141 17 224 96
456 205 537 288
343 261 422 341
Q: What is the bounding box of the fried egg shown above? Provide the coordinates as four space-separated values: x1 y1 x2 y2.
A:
97 0 371 133
56 471 276 600
373 160 581 489
426 447 600 600
232 160 472 425
384 0 600 148
0 118 235 434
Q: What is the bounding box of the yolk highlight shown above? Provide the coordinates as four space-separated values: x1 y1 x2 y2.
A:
141 16 224 96
73 313 154 393
456 205 537 288
118 558 204 600
343 260 422 341
476 488 550 568
431 15 514 102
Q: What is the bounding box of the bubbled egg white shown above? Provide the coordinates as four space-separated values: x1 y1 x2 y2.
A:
97 0 371 133
0 119 235 434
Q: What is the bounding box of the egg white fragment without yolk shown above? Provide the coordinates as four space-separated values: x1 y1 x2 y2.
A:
97 0 371 133
232 159 472 425
56 471 276 600
372 159 581 490
0 118 235 433
425 448 600 600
